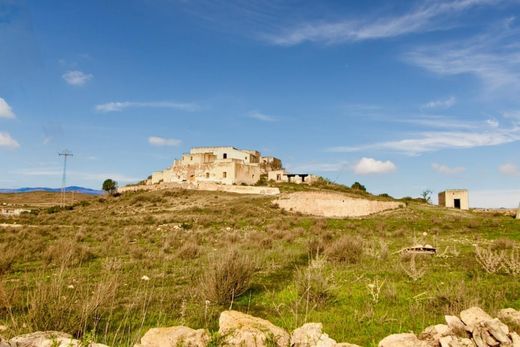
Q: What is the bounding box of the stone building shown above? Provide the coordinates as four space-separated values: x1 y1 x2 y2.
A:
438 189 469 210
150 146 283 186
267 170 319 184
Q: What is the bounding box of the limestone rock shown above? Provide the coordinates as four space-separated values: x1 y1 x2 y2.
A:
483 318 510 344
498 308 520 328
291 323 337 347
219 310 290 347
335 344 362 347
9 331 108 347
459 307 492 328
378 333 430 347
445 315 470 335
511 332 520 347
1 335 12 347
439 336 475 347
420 324 451 342
134 326 209 347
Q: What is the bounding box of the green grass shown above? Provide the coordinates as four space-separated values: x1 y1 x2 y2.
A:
0 188 519 346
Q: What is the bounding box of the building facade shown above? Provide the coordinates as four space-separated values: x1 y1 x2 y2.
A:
438 189 469 210
150 146 281 186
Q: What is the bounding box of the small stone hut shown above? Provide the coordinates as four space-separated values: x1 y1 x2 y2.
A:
438 189 469 210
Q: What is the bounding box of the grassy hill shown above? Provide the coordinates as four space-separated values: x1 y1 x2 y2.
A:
0 188 519 346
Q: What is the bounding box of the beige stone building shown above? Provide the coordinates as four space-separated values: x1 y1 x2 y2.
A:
438 189 469 210
267 169 319 184
149 146 283 186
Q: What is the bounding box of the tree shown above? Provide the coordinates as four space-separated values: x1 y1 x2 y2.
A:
102 179 118 196
351 181 366 192
421 189 432 203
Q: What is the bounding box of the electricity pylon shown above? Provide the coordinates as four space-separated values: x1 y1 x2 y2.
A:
59 150 73 207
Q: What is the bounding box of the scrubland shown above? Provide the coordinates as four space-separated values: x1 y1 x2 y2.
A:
0 186 519 346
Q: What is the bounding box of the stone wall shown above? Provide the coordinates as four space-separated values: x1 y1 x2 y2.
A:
118 182 280 196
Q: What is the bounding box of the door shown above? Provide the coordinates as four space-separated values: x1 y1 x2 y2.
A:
454 199 461 209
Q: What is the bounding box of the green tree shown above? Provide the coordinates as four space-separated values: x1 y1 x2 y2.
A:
421 189 432 203
102 179 118 196
351 181 366 192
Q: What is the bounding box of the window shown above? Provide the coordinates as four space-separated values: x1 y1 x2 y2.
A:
223 172 227 178
223 153 227 159
276 174 281 181
190 156 193 161
205 172 209 178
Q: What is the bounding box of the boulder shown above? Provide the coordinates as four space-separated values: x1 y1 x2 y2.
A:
459 307 492 328
134 326 209 347
498 308 520 328
378 333 430 347
291 323 337 347
439 336 475 347
420 324 451 343
483 318 510 344
219 310 290 347
445 315 470 335
9 331 108 347
1 335 12 347
511 332 520 347
335 344 362 347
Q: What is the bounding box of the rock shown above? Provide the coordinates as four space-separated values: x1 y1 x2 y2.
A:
498 308 520 328
134 326 209 347
420 324 451 342
1 335 12 347
483 318 510 344
378 333 430 347
445 316 470 335
9 331 108 347
218 310 290 347
439 336 475 347
459 307 492 328
335 344 362 347
291 323 337 347
511 332 520 347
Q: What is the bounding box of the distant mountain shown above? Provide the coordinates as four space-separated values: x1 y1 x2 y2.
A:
0 186 103 195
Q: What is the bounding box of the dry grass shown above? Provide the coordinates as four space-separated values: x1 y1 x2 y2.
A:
324 235 363 264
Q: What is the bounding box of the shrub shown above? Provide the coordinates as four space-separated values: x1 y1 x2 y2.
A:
43 240 96 267
199 250 256 305
324 236 363 264
176 241 201 260
295 256 333 305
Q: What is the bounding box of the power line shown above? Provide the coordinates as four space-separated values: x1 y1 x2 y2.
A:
59 150 73 207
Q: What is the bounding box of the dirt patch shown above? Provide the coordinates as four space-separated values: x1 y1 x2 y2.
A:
274 191 404 217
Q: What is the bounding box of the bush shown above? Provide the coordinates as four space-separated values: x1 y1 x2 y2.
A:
176 241 201 259
324 235 363 264
199 250 256 305
295 256 333 305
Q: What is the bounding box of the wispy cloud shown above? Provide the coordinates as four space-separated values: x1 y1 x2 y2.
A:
96 101 201 113
353 157 396 175
406 22 520 92
264 0 497 45
247 110 278 122
328 126 520 155
62 70 93 86
498 163 520 176
399 115 491 130
0 97 15 119
422 96 456 109
0 132 20 149
432 163 465 175
148 136 182 147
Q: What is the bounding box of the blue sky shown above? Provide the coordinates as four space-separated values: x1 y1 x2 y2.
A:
1 0 520 207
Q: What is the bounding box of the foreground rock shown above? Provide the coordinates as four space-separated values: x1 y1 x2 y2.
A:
291 323 361 347
8 331 107 347
219 310 290 347
134 326 210 347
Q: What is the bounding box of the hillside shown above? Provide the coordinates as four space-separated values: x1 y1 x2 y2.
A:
0 187 519 346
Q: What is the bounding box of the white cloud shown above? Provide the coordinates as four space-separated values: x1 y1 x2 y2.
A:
432 163 465 175
486 118 499 127
406 23 520 92
353 157 396 175
62 70 93 86
247 111 277 122
498 163 520 176
328 126 520 155
422 96 456 109
96 101 201 112
148 136 182 147
0 98 15 119
264 0 497 45
0 132 20 149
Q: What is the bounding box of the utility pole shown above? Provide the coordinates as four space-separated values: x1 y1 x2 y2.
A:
59 150 73 207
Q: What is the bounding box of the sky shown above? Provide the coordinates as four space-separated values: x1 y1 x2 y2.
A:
1 0 520 208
